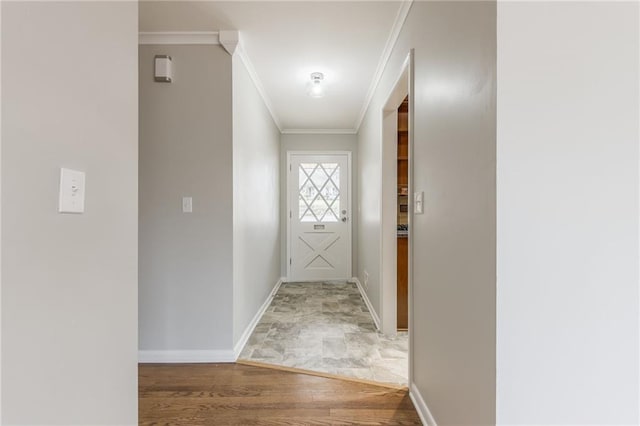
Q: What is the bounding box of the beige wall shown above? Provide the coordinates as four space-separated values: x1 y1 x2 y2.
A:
139 44 234 353
357 2 496 424
139 45 282 357
232 53 281 345
1 2 138 424
0 1 4 416
497 2 639 423
280 133 358 278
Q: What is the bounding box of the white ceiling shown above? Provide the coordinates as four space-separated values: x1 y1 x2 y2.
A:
139 1 409 132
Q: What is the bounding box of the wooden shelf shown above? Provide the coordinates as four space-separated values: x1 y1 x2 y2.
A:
397 234 408 329
397 130 408 158
397 95 409 332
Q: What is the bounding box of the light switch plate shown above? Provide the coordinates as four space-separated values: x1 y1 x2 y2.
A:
59 168 85 214
414 191 424 214
182 197 193 213
154 55 173 83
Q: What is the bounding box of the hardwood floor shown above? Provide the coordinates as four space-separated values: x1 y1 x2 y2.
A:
139 363 422 425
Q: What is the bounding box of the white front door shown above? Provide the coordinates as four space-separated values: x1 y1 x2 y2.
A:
288 153 351 281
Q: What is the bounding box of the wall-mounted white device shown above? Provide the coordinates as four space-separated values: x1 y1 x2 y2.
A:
59 168 86 214
154 55 172 83
414 191 424 214
182 197 193 213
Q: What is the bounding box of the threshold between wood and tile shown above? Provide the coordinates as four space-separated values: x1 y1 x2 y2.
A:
236 359 409 391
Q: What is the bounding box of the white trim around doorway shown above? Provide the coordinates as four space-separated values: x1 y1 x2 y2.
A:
379 52 412 336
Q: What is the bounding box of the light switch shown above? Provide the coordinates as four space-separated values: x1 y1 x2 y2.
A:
154 55 172 83
182 197 193 213
414 191 424 215
59 168 86 214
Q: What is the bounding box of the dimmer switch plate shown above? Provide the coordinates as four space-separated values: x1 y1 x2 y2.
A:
59 168 86 214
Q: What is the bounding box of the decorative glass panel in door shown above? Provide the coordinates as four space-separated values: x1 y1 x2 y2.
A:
298 163 340 222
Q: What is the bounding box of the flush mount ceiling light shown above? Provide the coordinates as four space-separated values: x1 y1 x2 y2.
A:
308 72 325 98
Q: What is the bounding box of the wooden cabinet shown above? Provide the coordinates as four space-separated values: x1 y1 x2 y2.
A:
397 107 409 188
397 236 408 330
397 97 409 331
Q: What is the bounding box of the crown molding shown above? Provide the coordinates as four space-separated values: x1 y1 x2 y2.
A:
235 45 283 132
139 31 220 45
219 30 239 55
138 31 282 131
354 0 413 132
281 128 357 135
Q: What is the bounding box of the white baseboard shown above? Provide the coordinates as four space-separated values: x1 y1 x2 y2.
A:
233 276 284 359
138 277 284 365
350 277 381 331
410 382 437 426
138 350 235 363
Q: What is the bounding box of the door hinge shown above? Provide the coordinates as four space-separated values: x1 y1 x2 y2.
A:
289 258 292 265
289 164 292 172
289 210 292 219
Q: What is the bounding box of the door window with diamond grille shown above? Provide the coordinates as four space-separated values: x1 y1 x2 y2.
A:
288 153 351 281
298 163 341 222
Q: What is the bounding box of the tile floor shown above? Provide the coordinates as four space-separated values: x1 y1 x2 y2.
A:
238 281 408 386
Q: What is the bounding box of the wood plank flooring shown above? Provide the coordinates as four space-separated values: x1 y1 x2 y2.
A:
139 363 422 425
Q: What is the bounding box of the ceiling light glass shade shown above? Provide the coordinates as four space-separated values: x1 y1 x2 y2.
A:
308 82 324 98
308 72 325 98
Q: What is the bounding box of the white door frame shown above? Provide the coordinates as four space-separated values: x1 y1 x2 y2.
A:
286 151 353 282
380 52 412 337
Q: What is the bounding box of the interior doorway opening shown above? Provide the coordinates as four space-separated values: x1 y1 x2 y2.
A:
380 53 412 338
